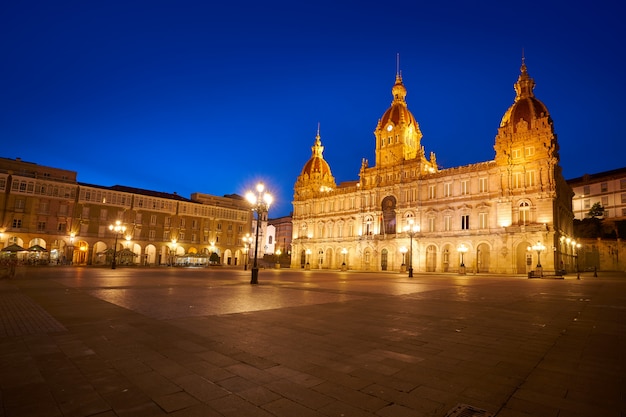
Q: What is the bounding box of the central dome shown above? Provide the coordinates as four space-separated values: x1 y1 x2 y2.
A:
379 74 419 131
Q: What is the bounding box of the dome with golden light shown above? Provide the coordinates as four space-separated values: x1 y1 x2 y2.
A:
500 59 550 130
379 74 420 132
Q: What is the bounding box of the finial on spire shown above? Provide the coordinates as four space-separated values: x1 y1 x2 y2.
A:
396 53 400 77
316 122 320 138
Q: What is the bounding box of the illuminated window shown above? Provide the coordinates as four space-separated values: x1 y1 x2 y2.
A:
444 215 451 231
526 171 535 187
460 180 469 195
428 185 436 199
479 178 487 193
444 183 451 197
513 172 523 188
519 201 530 225
479 212 487 229
525 146 535 157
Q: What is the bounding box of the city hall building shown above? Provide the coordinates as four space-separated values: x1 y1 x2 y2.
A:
291 60 575 274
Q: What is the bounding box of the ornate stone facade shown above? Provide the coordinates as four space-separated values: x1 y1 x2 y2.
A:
291 60 574 275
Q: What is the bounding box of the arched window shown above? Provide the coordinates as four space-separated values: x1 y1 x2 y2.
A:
519 201 531 225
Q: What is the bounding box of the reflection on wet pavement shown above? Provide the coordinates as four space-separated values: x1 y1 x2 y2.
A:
89 285 362 319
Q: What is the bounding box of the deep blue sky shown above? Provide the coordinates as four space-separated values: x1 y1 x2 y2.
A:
2 1 624 217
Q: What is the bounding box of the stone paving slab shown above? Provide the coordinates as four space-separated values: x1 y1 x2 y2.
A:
0 268 624 417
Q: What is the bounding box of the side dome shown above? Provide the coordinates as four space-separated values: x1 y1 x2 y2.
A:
301 156 332 178
500 59 550 130
294 126 336 196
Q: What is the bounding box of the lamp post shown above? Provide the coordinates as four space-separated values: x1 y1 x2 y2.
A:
170 239 177 266
403 220 420 278
341 248 347 271
399 246 407 272
246 183 273 285
242 234 251 270
108 220 126 269
528 241 546 277
457 243 468 274
275 249 281 269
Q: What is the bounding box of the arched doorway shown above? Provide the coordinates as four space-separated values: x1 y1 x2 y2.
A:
381 196 397 235
300 249 306 268
442 246 451 272
363 248 372 270
426 245 437 272
476 243 491 273
516 242 532 274
381 249 388 271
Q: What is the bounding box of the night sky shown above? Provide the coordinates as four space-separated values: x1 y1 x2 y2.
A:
2 1 624 217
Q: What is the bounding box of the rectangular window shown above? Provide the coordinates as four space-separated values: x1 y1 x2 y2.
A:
460 180 469 195
428 217 435 232
150 215 157 226
601 182 608 193
461 215 470 230
58 222 66 232
100 209 108 221
37 221 46 231
621 179 626 190
513 172 523 188
15 199 25 210
444 215 451 231
149 230 156 240
479 212 487 229
12 219 22 228
512 148 521 159
479 178 487 193
164 217 171 227
525 146 535 157
179 232 185 241
583 185 590 195
601 196 608 206
163 230 170 241
621 194 626 204
428 185 436 199
526 171 535 187
180 218 185 227
584 199 590 209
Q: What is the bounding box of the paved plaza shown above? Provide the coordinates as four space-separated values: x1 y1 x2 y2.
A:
0 266 624 417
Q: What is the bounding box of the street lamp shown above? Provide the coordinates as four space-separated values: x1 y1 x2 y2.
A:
275 249 282 268
399 246 407 272
528 241 546 277
403 220 420 278
572 240 581 280
108 220 126 269
341 248 347 271
242 234 251 270
457 243 468 274
170 239 177 266
246 183 273 285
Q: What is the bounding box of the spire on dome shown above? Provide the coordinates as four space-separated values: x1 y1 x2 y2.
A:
312 123 324 158
392 53 407 104
514 54 536 101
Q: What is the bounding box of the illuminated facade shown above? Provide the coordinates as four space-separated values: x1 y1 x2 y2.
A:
291 60 574 274
0 157 252 266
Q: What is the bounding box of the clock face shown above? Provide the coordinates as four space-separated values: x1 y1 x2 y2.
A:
386 125 393 131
